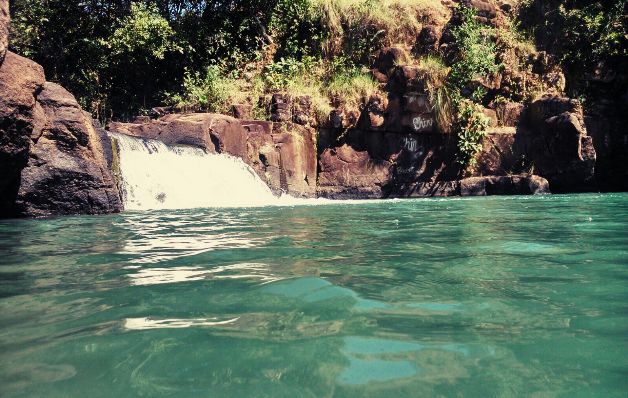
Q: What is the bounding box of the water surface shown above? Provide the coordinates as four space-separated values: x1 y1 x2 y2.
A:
1 194 627 397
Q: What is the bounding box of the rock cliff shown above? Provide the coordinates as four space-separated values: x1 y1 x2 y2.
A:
0 53 122 217
0 0 609 217
0 0 7 64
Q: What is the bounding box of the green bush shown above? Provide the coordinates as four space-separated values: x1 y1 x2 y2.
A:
518 0 626 98
107 3 182 61
448 6 500 98
168 66 245 114
440 6 500 166
455 101 491 168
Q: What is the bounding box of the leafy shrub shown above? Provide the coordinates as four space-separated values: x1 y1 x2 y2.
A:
518 0 626 98
269 0 320 58
168 66 245 113
447 6 500 97
455 101 491 167
262 57 319 91
107 3 182 61
441 6 499 165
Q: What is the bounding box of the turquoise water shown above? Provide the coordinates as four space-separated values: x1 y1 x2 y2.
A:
1 194 627 397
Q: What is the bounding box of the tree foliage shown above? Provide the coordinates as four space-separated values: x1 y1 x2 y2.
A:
8 0 625 123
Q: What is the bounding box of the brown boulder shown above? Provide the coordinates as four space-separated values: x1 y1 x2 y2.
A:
0 52 46 215
460 175 550 196
270 93 292 122
388 65 426 94
482 107 498 127
292 95 314 126
272 123 317 197
243 120 281 192
414 26 441 55
231 104 252 120
0 0 8 65
108 113 248 159
243 121 317 197
15 83 122 216
494 101 524 127
360 94 388 129
475 129 517 176
372 47 408 74
370 69 389 84
317 144 392 199
518 96 596 191
529 95 581 126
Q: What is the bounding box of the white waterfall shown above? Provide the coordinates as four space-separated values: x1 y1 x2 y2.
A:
109 133 304 210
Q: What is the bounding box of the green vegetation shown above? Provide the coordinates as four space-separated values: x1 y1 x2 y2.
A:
455 101 491 167
167 66 246 114
311 0 447 62
8 0 623 137
448 6 500 101
518 0 627 99
443 6 500 168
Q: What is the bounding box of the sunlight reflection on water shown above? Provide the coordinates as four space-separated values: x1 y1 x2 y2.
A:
123 317 240 330
126 263 282 286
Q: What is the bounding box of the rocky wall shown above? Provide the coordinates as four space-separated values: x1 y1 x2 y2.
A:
0 0 8 65
108 115 318 198
0 52 122 217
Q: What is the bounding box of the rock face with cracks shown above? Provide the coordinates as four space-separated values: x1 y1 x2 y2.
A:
0 52 122 217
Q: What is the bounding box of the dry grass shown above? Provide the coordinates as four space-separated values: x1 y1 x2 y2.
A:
312 0 450 56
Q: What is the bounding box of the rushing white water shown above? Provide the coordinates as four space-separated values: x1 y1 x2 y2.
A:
110 132 319 210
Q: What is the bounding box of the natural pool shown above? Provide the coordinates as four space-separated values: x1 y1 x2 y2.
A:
1 194 627 397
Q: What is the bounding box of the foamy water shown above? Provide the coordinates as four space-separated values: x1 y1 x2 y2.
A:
110 132 333 210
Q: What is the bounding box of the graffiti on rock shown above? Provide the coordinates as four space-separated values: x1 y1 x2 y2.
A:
412 115 434 132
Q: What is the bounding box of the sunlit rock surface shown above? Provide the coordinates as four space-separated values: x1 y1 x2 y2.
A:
0 53 122 217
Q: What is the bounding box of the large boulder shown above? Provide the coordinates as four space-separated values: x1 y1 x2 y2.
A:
318 128 462 198
414 25 442 55
242 121 317 197
108 113 248 159
0 52 122 217
14 83 122 216
0 52 46 215
318 144 392 199
518 95 596 192
0 0 8 65
460 175 550 196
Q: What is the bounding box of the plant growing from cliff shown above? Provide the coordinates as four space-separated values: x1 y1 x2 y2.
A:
414 56 454 133
455 101 491 168
269 0 320 58
439 6 499 166
312 0 448 63
447 6 500 99
168 66 246 113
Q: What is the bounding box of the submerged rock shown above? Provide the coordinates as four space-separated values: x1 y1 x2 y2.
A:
460 175 550 196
